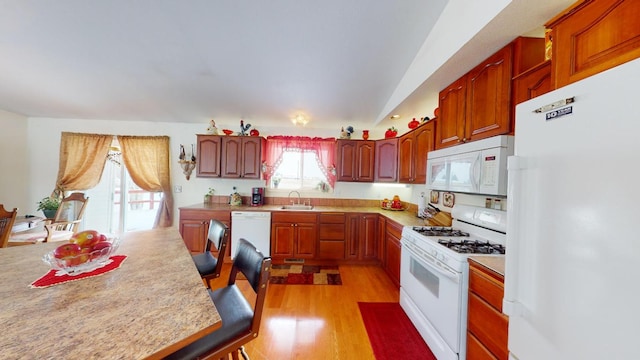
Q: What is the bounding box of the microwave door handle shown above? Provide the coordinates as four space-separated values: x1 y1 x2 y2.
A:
471 153 481 192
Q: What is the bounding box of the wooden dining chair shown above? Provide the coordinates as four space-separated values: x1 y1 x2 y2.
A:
0 205 18 248
10 192 89 244
192 219 229 288
165 238 272 360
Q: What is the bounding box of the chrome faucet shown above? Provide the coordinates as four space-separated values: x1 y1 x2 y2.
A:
288 191 301 205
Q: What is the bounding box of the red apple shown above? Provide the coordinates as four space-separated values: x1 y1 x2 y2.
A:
71 230 100 248
90 241 112 259
97 233 108 243
53 243 81 259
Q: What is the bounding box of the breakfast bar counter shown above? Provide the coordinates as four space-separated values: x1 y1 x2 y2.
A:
0 227 221 359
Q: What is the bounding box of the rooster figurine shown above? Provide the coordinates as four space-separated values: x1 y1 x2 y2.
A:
240 119 252 136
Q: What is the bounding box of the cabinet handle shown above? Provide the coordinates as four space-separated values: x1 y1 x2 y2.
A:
290 224 294 227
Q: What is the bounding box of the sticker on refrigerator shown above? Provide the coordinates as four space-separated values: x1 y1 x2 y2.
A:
545 106 573 121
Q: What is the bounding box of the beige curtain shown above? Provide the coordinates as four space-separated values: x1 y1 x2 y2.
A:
55 132 111 196
118 135 174 228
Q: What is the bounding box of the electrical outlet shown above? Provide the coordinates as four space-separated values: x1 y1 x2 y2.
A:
174 185 182 193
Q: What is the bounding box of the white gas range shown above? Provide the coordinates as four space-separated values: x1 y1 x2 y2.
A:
400 204 506 360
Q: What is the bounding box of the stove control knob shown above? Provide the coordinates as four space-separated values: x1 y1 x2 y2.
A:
438 254 446 261
431 249 437 256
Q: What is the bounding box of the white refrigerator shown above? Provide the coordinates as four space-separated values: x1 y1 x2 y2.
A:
504 57 640 360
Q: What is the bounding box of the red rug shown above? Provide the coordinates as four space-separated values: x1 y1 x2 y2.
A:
358 302 436 360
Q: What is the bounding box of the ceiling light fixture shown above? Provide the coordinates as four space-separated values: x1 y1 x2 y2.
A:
291 114 309 126
390 114 400 119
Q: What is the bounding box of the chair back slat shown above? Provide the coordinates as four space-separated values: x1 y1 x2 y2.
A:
0 205 18 248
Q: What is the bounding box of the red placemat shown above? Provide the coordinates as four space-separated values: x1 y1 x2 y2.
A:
31 255 127 288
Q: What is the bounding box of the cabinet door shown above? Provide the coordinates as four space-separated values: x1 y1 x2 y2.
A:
271 222 295 258
221 137 243 178
345 214 360 259
360 214 378 259
240 137 263 179
295 223 317 258
412 121 435 184
336 140 357 181
547 0 640 88
375 138 398 182
356 141 375 182
179 219 208 253
437 76 467 149
465 44 513 142
398 132 414 183
196 135 222 178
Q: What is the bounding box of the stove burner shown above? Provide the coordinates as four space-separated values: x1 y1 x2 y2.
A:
437 239 506 254
412 226 470 237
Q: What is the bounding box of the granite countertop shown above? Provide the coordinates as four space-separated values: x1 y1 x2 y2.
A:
180 203 427 227
0 227 221 359
469 255 505 276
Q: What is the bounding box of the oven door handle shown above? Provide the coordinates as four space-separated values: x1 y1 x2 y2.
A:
404 242 460 283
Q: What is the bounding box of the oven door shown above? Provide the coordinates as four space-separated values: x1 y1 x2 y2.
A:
401 241 463 354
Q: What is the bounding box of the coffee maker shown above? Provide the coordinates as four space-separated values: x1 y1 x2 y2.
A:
251 187 265 206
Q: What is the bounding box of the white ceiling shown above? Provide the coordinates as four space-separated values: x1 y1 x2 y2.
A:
0 0 574 130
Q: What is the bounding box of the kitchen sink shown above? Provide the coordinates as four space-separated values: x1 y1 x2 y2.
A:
280 204 314 210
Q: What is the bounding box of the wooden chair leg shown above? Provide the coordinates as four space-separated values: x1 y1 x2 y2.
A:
239 346 249 360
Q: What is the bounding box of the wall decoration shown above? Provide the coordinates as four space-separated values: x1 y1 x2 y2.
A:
429 190 439 204
443 192 455 207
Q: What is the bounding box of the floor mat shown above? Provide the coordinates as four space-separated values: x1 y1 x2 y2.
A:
269 264 342 285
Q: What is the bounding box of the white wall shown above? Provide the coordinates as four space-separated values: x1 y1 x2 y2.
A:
23 117 415 227
0 109 30 212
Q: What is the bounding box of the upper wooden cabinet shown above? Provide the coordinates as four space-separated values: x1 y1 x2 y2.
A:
437 37 544 150
336 140 375 182
220 136 264 179
399 121 435 184
512 60 553 108
196 135 222 177
374 138 398 183
546 0 640 88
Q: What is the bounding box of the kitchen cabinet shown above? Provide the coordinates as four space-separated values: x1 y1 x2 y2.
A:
179 208 231 257
346 213 378 262
512 60 552 109
374 138 398 182
318 212 346 260
271 212 318 261
221 136 264 179
398 121 435 183
336 140 375 182
436 37 544 149
196 135 222 178
546 0 640 88
383 218 402 288
467 259 509 360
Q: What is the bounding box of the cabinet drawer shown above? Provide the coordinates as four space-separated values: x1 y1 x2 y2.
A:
180 209 231 222
467 292 509 360
469 264 504 311
385 218 403 239
467 331 498 360
319 212 345 223
272 212 317 223
318 240 345 259
319 223 345 240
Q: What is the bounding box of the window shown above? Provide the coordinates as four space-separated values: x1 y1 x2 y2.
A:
263 136 336 193
271 150 331 192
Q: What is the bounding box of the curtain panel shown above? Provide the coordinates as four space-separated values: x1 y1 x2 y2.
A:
118 135 174 228
263 136 336 188
54 132 111 197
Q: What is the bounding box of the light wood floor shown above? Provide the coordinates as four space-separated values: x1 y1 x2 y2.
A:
208 263 400 360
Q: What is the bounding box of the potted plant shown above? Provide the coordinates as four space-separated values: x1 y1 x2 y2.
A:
204 188 215 204
37 196 61 219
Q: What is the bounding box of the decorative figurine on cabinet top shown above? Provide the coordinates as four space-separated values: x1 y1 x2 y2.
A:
240 119 251 136
206 119 218 135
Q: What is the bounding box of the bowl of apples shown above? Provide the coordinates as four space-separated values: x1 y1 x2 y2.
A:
43 230 121 276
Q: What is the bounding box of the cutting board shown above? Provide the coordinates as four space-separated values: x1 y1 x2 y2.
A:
426 211 452 227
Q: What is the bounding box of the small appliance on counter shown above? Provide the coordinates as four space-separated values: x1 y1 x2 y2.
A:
251 187 265 206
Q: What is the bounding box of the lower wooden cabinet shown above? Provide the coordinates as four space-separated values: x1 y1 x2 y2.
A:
383 219 402 288
179 208 231 257
467 259 509 360
318 213 346 260
346 213 378 261
270 212 318 261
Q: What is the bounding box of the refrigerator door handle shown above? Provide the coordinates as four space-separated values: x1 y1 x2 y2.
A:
504 155 526 317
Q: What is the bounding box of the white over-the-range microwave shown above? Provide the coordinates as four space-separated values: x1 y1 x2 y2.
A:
427 135 514 196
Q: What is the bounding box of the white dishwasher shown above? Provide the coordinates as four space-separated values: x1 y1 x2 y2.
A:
231 211 271 258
